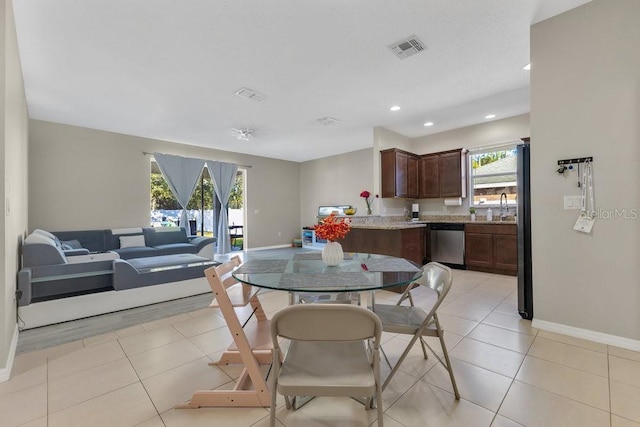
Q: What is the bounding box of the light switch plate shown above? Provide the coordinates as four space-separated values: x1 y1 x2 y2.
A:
564 195 582 210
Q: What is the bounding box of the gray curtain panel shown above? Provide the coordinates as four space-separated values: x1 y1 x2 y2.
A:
153 153 205 236
206 160 238 254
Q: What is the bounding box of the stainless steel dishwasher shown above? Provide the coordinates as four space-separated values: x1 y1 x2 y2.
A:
430 223 465 269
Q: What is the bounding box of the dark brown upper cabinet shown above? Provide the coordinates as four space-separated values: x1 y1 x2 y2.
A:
382 147 466 199
381 148 419 199
438 149 467 198
418 154 439 198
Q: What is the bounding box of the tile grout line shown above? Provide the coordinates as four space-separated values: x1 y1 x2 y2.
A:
490 322 539 425
116 335 164 424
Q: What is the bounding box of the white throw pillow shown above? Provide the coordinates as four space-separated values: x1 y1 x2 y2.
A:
25 233 56 246
119 235 146 248
33 229 62 247
33 229 57 240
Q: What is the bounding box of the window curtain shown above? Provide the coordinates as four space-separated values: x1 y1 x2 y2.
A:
206 160 238 254
153 153 205 236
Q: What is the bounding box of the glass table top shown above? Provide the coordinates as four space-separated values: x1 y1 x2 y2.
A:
231 252 423 293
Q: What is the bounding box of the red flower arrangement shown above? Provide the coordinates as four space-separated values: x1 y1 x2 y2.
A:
314 212 351 242
360 190 379 214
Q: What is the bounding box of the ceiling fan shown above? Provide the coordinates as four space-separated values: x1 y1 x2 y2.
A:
230 127 256 141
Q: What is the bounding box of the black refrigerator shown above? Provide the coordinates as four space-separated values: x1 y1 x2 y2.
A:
517 142 533 319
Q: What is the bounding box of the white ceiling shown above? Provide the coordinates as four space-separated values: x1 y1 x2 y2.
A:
12 0 591 162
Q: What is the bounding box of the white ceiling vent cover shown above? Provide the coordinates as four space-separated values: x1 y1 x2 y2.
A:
234 87 265 102
317 116 340 126
389 35 426 60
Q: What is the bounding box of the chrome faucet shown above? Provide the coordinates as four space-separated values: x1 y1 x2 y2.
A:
500 193 508 220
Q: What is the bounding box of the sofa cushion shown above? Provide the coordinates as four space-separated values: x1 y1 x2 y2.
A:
113 246 159 260
154 243 198 256
119 235 146 248
145 227 188 247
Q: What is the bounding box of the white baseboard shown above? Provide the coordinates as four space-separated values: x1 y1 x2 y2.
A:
0 324 19 383
532 318 640 352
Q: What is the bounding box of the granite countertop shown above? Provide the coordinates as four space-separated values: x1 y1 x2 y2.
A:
347 215 516 230
350 223 428 230
414 219 517 225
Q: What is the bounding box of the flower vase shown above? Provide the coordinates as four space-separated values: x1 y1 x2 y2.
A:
322 241 344 266
470 213 476 221
366 205 372 215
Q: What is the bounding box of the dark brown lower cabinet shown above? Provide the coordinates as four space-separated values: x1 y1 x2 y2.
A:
340 227 426 292
465 224 517 276
464 232 494 269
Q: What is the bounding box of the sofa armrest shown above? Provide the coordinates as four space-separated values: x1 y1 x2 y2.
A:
23 243 67 267
188 236 216 251
17 268 32 306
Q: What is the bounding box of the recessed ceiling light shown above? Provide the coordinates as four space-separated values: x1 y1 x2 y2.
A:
424 122 434 127
485 114 496 119
390 105 401 111
523 63 531 71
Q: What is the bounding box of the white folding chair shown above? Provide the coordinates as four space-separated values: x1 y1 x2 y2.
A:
269 304 383 427
372 262 460 398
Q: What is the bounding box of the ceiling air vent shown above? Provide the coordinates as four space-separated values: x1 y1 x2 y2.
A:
317 116 340 126
234 87 265 102
388 35 426 60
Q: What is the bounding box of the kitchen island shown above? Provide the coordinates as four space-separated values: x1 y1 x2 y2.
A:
341 222 427 265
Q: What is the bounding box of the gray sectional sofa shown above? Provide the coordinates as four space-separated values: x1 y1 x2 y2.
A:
17 227 217 328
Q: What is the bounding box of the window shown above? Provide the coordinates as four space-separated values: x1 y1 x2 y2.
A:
469 144 518 207
150 161 244 238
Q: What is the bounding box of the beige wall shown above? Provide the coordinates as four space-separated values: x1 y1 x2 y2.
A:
29 120 301 249
411 114 530 154
1 0 29 377
531 0 640 342
300 148 374 225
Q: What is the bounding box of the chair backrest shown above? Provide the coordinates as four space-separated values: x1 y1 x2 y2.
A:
416 261 453 318
271 304 381 344
206 255 242 292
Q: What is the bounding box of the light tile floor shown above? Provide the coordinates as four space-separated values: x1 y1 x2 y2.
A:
3 261 640 426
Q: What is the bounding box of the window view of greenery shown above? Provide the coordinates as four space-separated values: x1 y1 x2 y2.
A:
470 147 517 207
150 161 244 238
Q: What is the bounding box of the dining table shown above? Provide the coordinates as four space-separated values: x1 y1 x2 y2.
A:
231 251 424 302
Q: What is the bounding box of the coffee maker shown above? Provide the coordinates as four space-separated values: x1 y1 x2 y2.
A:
411 203 420 222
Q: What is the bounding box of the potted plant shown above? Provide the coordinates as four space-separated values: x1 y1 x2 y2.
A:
469 207 476 221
